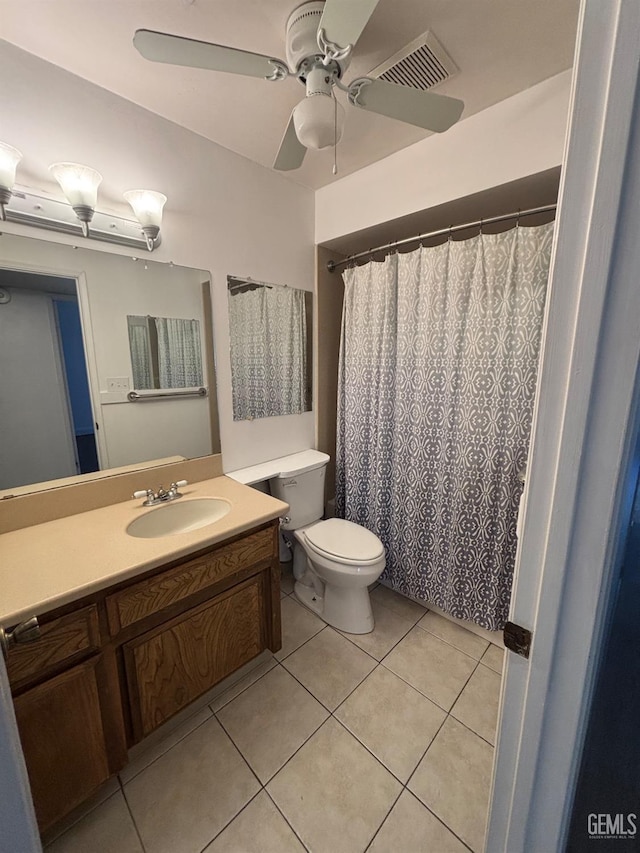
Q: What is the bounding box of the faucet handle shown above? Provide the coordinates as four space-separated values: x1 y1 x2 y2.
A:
173 480 188 489
133 488 154 500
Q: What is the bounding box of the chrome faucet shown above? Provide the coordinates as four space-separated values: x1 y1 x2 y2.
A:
133 480 188 507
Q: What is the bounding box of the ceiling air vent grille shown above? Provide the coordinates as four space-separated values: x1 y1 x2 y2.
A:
369 31 457 91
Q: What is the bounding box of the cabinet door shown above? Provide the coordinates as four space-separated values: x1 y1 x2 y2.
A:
13 657 111 833
125 576 265 740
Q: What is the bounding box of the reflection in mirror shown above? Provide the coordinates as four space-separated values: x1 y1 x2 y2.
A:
227 276 312 421
128 315 203 390
0 233 221 494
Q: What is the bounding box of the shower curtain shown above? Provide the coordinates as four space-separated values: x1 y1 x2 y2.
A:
155 317 202 388
336 223 554 630
229 286 307 420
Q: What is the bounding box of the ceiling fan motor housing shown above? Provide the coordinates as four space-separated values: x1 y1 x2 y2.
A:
286 0 351 81
286 2 325 72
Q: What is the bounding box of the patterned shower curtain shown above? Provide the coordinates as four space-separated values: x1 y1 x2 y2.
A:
336 223 554 630
229 286 307 420
155 317 203 388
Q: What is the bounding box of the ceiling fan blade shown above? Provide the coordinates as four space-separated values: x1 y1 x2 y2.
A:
350 78 464 132
318 0 381 50
133 29 288 80
273 113 307 172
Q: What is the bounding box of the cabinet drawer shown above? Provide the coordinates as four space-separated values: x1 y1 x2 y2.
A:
124 577 265 740
106 526 273 634
7 605 100 689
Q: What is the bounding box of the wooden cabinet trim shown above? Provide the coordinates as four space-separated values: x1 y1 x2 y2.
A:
7 605 100 692
106 527 273 634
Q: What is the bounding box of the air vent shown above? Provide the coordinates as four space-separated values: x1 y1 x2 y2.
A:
369 31 457 91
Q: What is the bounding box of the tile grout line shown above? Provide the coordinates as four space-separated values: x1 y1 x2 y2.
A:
120 781 148 853
264 788 312 852
193 788 265 853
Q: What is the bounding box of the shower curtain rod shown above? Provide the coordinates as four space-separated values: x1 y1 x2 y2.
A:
326 203 557 273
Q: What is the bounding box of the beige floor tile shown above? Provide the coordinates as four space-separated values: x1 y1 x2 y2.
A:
216 665 328 783
451 663 502 745
120 706 213 784
409 716 494 852
335 665 446 782
203 791 305 853
418 611 490 659
268 718 401 853
276 595 325 660
482 643 505 674
281 627 376 710
46 791 143 853
210 654 277 712
384 626 477 711
368 790 469 853
124 715 259 853
340 598 415 661
371 584 427 623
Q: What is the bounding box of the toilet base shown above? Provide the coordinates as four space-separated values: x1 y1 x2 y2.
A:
294 579 375 634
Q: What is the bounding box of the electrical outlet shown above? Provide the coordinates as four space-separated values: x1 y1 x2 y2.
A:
106 377 130 392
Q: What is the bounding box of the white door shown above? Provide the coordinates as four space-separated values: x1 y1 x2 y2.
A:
0 286 77 490
487 0 640 849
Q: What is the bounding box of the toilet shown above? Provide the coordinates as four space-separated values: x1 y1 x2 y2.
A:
269 450 385 634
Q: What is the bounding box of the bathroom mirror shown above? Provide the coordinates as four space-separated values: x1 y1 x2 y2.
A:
0 233 221 493
127 315 204 390
227 276 312 421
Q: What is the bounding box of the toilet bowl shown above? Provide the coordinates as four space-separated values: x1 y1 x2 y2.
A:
267 450 385 634
292 518 385 634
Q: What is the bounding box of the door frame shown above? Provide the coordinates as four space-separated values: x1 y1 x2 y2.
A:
487 0 640 848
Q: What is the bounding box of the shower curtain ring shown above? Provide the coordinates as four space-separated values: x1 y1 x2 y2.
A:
448 224 453 242
516 208 521 229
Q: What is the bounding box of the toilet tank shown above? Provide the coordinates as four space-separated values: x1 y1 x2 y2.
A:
268 450 329 530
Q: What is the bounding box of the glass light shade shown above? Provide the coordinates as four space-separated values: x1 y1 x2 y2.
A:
123 190 167 228
49 162 102 208
292 94 345 150
0 142 23 190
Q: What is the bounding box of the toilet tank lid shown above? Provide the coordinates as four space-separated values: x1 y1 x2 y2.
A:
304 518 384 562
269 450 330 479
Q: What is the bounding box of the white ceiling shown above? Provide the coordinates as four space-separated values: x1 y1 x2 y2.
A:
1 0 580 190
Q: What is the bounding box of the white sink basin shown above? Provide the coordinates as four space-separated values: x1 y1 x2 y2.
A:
126 498 231 539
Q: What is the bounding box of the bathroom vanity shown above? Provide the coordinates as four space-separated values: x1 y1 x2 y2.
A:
0 473 286 835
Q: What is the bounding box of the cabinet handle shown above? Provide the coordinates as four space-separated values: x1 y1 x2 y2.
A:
0 616 40 660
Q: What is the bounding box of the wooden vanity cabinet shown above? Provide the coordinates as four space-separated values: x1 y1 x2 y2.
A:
5 519 281 835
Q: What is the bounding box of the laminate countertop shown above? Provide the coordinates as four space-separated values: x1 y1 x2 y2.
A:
0 476 288 627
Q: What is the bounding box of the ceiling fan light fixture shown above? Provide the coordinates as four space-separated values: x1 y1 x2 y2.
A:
293 93 345 150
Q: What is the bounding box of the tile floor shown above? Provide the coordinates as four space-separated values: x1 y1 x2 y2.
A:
46 571 504 853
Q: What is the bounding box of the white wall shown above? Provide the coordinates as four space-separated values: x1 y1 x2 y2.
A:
315 70 572 244
0 41 315 474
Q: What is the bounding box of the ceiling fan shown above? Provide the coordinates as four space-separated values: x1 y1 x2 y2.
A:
133 0 465 172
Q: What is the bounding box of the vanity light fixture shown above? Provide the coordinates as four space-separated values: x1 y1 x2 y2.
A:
124 189 167 251
0 142 167 252
0 141 23 221
49 162 103 237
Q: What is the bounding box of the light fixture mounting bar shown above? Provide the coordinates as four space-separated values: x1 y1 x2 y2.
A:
2 188 160 251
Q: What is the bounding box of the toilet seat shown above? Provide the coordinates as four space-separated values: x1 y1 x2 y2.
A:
302 518 384 566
